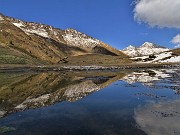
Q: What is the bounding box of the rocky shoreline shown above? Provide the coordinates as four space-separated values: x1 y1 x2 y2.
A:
0 63 179 72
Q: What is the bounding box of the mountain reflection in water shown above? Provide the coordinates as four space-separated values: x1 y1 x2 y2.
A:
0 69 179 135
0 71 125 118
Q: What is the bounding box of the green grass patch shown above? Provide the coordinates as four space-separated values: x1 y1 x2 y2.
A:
0 54 28 64
0 126 16 133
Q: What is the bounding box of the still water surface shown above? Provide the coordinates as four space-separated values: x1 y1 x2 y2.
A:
0 69 179 135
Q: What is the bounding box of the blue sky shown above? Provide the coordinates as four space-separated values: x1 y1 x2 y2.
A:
0 0 179 49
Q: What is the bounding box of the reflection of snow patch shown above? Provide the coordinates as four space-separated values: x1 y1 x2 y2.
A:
134 99 180 135
64 80 100 101
0 110 6 118
122 72 159 84
152 70 170 78
122 69 171 84
15 94 50 110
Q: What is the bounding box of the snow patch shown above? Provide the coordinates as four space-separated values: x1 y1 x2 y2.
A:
12 22 49 38
25 29 49 38
160 56 180 63
0 15 4 21
138 47 169 56
131 50 180 63
63 29 100 48
13 22 25 27
152 52 172 62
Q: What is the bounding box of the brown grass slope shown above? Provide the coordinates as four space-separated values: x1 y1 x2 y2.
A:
171 48 180 56
0 13 129 65
65 54 131 66
0 21 70 64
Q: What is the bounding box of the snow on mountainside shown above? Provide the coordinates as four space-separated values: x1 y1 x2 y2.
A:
63 28 100 48
131 51 180 63
122 42 169 57
7 19 65 44
123 42 180 63
122 45 139 57
10 21 107 52
0 13 100 49
13 22 49 38
9 20 101 49
0 14 4 21
0 13 128 64
1 13 117 51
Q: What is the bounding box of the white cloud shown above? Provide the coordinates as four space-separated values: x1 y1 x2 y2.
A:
175 44 180 48
134 99 180 135
171 34 180 44
134 0 180 28
171 34 180 48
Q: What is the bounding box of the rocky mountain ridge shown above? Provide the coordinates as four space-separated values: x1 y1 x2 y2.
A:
0 13 127 65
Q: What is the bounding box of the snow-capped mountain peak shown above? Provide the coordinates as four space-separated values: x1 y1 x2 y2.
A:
140 42 165 49
122 42 169 57
122 45 139 57
123 45 136 51
140 42 155 48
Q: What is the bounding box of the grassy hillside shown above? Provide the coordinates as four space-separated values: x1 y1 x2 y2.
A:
0 21 66 64
0 14 130 65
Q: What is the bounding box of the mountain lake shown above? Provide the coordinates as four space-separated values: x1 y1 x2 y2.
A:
0 68 179 135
